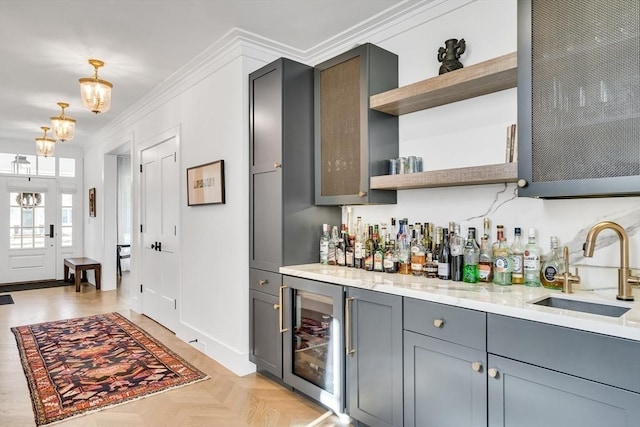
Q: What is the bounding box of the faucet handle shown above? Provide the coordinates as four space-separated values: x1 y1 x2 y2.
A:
559 246 580 294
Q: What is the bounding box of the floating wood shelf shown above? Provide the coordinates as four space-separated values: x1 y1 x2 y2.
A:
370 162 518 190
370 52 517 116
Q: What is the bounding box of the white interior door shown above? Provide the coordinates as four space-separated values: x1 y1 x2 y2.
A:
0 177 57 283
141 137 179 332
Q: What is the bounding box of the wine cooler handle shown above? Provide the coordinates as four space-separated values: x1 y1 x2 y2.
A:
345 297 355 356
275 285 288 333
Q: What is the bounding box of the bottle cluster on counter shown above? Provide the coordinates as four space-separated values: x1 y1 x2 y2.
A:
318 217 565 289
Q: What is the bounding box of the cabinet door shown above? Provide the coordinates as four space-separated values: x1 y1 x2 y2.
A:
314 43 398 205
488 354 640 427
250 170 282 271
404 331 487 427
346 288 403 427
249 289 282 379
517 0 640 197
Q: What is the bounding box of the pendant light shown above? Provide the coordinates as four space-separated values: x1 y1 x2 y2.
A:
78 59 113 114
50 102 76 141
35 126 56 157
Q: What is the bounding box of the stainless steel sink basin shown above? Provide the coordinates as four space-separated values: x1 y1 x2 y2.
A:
532 296 631 318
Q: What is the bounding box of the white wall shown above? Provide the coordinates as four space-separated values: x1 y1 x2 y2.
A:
81 0 639 376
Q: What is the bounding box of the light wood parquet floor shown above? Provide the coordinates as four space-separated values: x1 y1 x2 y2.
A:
0 279 350 427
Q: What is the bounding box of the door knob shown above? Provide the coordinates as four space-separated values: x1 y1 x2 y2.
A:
274 162 282 169
151 243 156 250
157 242 162 252
488 368 499 378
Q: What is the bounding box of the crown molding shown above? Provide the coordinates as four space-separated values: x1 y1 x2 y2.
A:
87 0 471 148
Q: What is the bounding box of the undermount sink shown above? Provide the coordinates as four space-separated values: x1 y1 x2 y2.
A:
532 296 631 318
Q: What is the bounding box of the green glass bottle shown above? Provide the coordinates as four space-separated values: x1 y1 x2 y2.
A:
463 227 480 283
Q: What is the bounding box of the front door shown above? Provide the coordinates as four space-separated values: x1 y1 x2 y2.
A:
0 177 57 283
140 137 179 332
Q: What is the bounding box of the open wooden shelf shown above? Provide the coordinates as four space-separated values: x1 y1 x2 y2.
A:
370 52 517 116
370 162 518 190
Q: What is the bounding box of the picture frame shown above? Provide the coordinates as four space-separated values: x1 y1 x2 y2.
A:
89 187 96 217
187 160 225 206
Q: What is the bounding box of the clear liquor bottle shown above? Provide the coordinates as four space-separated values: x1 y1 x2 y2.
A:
397 220 411 275
411 228 426 276
319 224 330 265
478 236 493 282
328 225 338 265
437 228 451 280
354 217 364 269
523 228 541 286
383 231 398 273
510 227 525 284
462 227 480 283
492 225 512 285
540 236 563 289
336 225 347 267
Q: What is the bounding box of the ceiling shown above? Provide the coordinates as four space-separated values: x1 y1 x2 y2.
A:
0 0 423 151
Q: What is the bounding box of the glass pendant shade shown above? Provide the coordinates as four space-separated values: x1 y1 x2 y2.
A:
79 59 113 114
50 102 76 141
35 126 56 157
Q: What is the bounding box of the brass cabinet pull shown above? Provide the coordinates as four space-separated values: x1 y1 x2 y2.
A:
274 162 282 169
345 297 355 356
259 279 268 286
358 191 367 197
471 362 483 372
488 368 499 378
276 285 288 333
433 318 445 328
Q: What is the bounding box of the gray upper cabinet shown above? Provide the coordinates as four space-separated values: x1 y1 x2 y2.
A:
346 288 403 427
314 43 399 205
517 0 640 198
249 58 340 273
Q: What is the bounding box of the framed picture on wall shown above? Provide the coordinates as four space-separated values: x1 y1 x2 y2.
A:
186 160 225 206
89 187 96 217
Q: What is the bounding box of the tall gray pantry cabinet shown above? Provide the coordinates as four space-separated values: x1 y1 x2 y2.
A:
248 58 340 380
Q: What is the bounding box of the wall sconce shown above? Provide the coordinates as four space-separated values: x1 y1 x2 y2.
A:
79 59 113 114
50 102 76 141
35 126 56 157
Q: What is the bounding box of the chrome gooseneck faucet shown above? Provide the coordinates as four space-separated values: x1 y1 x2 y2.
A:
583 221 639 301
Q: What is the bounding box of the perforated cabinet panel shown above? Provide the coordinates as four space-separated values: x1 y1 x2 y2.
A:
530 0 639 183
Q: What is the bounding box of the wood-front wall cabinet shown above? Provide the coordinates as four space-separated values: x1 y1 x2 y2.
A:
314 43 399 205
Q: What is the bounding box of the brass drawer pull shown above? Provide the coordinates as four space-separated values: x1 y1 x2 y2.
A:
433 318 444 328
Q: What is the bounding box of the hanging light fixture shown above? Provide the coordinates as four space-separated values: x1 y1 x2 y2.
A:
35 126 56 157
50 102 76 141
78 58 113 114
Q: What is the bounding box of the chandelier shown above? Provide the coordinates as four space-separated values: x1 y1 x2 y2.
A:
35 126 56 157
78 59 113 114
50 102 76 141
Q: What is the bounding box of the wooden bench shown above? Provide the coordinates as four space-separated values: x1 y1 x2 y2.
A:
64 258 101 292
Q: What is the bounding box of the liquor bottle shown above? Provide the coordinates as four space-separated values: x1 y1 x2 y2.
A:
541 236 563 289
373 229 385 272
523 228 541 286
336 225 347 267
510 227 525 284
478 236 493 282
492 225 512 285
383 230 398 273
328 225 338 265
411 228 426 276
483 218 491 241
364 226 375 271
319 224 330 265
462 227 480 283
397 220 411 275
449 223 464 281
354 217 364 269
346 232 355 267
437 228 451 280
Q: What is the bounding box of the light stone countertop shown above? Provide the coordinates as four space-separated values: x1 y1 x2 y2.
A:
279 264 640 342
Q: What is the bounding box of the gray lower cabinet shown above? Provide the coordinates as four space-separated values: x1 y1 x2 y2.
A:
403 298 487 427
346 288 403 427
248 269 283 379
487 354 640 427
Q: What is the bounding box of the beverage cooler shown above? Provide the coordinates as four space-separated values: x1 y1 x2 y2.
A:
282 276 345 414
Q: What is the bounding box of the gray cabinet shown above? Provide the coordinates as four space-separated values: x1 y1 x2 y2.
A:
314 43 398 205
249 58 340 378
403 298 488 427
346 288 403 427
517 0 640 197
488 354 640 427
487 314 640 427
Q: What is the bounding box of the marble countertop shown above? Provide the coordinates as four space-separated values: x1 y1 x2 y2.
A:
279 264 640 341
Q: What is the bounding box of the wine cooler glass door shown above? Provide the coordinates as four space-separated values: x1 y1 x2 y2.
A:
283 276 345 414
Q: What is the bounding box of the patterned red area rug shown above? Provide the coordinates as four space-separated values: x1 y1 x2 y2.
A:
11 312 208 426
